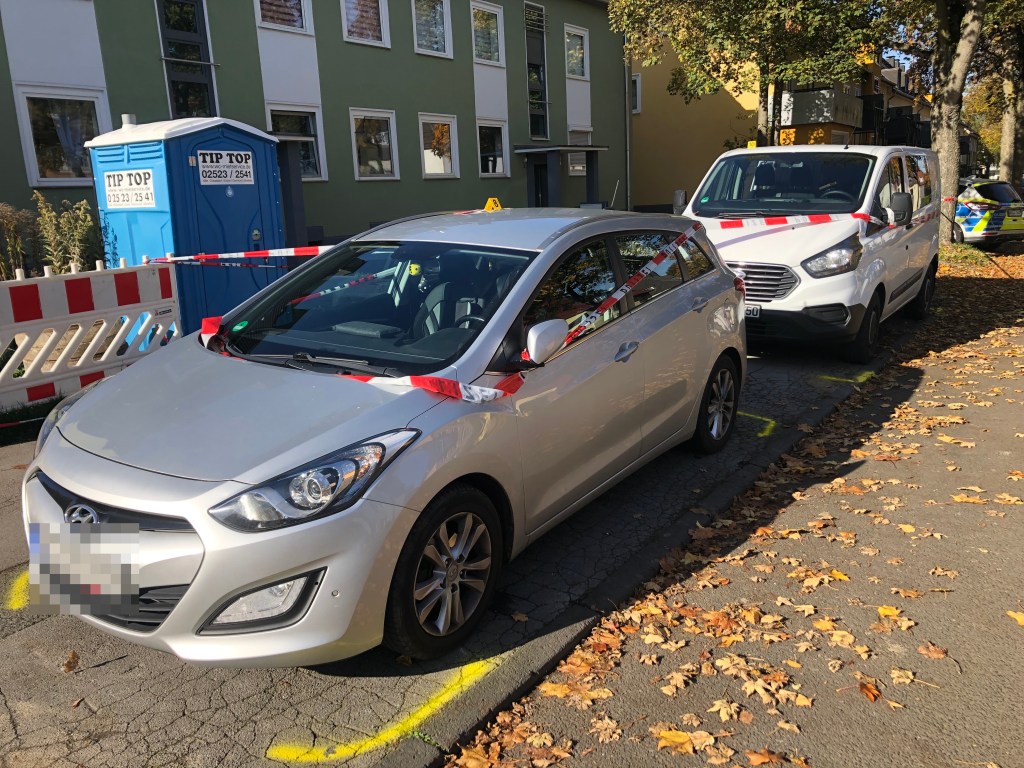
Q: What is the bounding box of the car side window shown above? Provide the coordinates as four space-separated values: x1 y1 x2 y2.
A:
907 154 932 209
524 239 621 345
615 232 685 307
874 156 905 213
679 239 714 279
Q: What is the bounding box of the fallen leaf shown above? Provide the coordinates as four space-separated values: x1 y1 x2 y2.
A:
877 606 902 620
639 653 660 666
891 588 924 599
859 682 882 702
898 524 916 534
657 729 695 755
777 719 800 734
813 618 837 632
71 697 84 709
588 714 621 744
62 651 80 674
707 699 741 722
527 732 554 748
680 713 702 727
917 642 948 660
784 659 802 669
690 730 716 750
1008 611 1024 627
890 667 915 685
829 569 850 581
512 611 530 622
746 747 787 765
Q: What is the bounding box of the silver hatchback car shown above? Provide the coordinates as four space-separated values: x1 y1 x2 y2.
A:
25 208 746 666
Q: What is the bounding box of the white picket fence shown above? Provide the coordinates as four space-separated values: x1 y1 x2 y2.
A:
0 261 181 410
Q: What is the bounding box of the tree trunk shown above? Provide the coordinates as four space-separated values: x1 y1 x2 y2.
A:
771 82 785 146
757 73 770 146
931 0 987 245
1000 73 1017 182
1015 90 1024 189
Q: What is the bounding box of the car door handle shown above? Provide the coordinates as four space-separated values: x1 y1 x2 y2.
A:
691 297 710 312
614 341 639 363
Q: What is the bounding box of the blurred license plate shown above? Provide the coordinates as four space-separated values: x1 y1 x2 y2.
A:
745 304 761 318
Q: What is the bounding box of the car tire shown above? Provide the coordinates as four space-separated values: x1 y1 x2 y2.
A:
383 484 503 659
952 223 965 244
691 355 740 454
845 293 882 364
907 261 937 320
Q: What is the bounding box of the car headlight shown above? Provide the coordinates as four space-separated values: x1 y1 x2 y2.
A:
801 237 863 278
35 381 103 456
208 429 419 532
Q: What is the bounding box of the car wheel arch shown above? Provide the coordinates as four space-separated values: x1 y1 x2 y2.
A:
427 473 515 564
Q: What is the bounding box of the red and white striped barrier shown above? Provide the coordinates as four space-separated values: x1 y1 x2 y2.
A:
153 246 332 263
0 265 180 409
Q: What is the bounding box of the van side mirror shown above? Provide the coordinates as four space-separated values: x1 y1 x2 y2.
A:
672 189 688 215
525 319 568 365
888 192 913 226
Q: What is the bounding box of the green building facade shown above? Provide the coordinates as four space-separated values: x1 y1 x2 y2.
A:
0 0 628 247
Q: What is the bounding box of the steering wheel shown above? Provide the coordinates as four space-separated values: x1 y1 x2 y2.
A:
821 189 856 202
454 314 487 330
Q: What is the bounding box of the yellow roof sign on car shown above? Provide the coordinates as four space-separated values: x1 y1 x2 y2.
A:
484 197 502 211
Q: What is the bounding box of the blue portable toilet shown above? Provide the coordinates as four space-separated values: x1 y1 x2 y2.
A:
86 116 284 265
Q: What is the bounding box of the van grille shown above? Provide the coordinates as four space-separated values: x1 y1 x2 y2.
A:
728 262 799 302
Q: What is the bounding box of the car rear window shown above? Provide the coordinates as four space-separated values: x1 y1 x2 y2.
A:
971 182 1022 204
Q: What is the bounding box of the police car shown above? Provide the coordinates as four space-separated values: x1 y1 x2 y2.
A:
953 178 1024 245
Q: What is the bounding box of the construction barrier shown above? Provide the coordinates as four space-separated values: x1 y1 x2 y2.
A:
0 264 180 410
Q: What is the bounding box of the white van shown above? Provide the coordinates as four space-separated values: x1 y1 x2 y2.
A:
685 145 940 362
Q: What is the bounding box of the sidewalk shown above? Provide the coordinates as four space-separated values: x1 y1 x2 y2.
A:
449 252 1024 768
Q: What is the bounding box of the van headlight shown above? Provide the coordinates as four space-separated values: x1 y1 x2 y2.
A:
209 430 418 532
35 381 103 456
801 237 863 278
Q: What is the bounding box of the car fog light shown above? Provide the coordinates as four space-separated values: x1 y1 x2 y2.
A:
211 576 307 625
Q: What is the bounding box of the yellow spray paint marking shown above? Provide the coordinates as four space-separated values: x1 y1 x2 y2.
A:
4 569 30 611
738 411 777 438
819 371 874 385
266 656 499 763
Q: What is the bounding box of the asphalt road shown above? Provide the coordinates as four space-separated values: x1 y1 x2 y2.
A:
0 312 936 768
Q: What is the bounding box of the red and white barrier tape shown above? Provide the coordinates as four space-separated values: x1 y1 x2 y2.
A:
290 267 399 305
0 416 45 430
339 372 525 403
704 213 884 231
154 246 332 263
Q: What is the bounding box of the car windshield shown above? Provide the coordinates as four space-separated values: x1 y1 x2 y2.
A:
692 152 876 217
961 182 1022 205
224 240 536 376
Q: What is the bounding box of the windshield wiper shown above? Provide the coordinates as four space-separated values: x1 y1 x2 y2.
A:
284 353 393 376
717 211 771 219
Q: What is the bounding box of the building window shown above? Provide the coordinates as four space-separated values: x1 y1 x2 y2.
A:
477 121 508 176
158 0 217 118
413 0 451 57
631 73 641 114
568 129 590 176
258 0 312 32
343 0 390 47
873 77 881 94
15 87 107 186
565 25 588 79
350 108 399 179
525 3 548 139
270 108 325 179
419 113 458 178
471 1 503 65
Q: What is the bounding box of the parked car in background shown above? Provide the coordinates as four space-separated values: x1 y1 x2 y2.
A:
686 145 940 362
952 178 1024 245
24 208 746 666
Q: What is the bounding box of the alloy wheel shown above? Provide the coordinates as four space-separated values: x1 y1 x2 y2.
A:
413 512 493 637
706 367 736 440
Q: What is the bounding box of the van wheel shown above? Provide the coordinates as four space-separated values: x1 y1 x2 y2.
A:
952 224 965 244
691 355 739 454
845 294 882 363
383 484 502 659
908 262 937 320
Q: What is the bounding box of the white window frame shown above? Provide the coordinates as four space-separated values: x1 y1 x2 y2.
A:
341 0 391 48
631 73 641 114
470 0 504 67
564 24 589 81
567 127 591 177
13 83 112 188
418 113 459 179
476 119 509 178
254 0 314 34
349 107 400 180
411 0 452 58
266 102 328 181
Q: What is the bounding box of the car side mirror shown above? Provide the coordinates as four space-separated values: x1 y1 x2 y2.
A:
525 319 568 365
888 192 913 226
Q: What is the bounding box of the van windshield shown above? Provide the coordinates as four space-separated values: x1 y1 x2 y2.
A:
224 240 536 376
692 152 876 218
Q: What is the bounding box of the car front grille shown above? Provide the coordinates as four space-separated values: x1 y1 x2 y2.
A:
96 585 189 633
728 262 799 302
36 472 195 532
